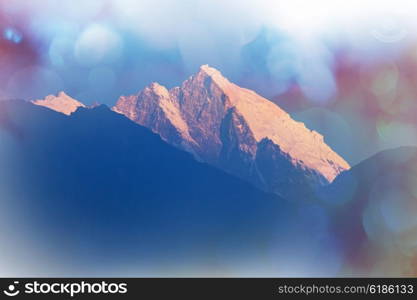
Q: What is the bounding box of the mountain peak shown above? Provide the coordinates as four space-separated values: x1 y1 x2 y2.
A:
145 82 169 97
32 91 85 115
114 66 350 198
58 91 69 98
194 64 231 90
199 64 220 76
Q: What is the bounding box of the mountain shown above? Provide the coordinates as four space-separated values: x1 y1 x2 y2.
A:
0 100 413 276
0 100 338 276
113 65 350 199
322 147 417 276
32 91 85 115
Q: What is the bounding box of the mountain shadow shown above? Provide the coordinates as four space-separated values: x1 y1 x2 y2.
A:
0 100 333 276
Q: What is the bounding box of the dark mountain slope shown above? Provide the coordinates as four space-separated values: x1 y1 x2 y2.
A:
0 100 320 275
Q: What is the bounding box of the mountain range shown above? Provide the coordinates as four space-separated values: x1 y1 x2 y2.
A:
0 99 327 276
32 65 350 200
2 65 414 275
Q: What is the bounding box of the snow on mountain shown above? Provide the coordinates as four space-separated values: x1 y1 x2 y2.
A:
113 82 198 153
32 91 85 115
114 65 350 198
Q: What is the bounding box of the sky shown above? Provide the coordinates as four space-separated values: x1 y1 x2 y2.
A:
1 0 417 164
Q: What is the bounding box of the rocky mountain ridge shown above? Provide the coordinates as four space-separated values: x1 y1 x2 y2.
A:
113 65 350 198
32 65 350 198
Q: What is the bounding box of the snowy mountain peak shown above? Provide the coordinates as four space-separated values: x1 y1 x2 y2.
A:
146 82 170 97
198 64 224 79
32 91 85 115
113 65 350 198
192 64 233 92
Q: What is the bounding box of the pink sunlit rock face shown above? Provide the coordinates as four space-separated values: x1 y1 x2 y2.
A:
113 65 350 198
32 91 86 116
